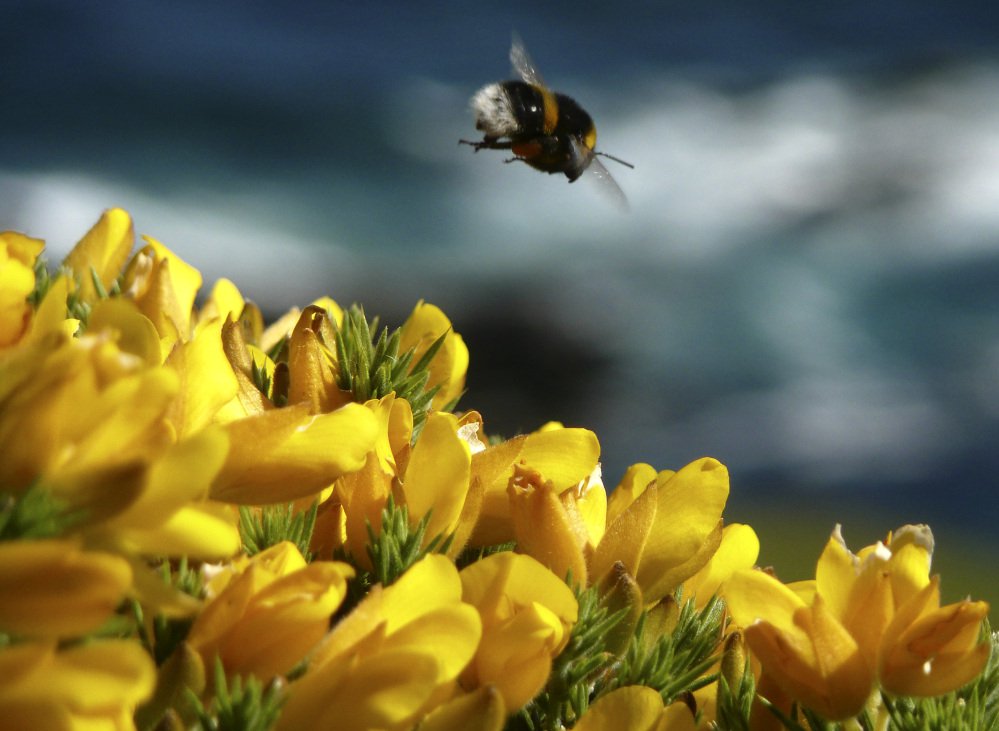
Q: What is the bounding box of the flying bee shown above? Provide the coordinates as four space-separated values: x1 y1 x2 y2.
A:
460 35 634 208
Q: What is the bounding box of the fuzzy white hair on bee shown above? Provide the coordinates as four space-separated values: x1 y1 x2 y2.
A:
470 83 520 138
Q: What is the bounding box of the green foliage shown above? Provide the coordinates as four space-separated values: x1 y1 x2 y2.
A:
714 654 756 730
239 502 318 560
511 585 629 731
365 494 448 587
132 558 205 665
453 541 516 571
27 255 53 307
333 304 446 433
0 484 83 540
336 495 450 616
64 266 123 328
611 594 726 705
190 658 284 731
250 360 274 403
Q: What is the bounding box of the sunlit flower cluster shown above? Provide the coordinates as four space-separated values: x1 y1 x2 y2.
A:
0 210 992 730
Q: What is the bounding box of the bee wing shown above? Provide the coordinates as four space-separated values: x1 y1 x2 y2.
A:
571 138 630 212
510 33 548 89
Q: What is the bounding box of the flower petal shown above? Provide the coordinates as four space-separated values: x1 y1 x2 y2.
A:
0 540 131 637
635 458 729 601
573 686 666 731
211 402 378 503
418 686 506 731
403 411 471 539
62 208 133 304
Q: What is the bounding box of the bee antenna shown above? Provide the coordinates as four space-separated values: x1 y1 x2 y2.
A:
595 151 635 169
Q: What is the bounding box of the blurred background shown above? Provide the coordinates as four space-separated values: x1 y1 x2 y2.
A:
4 2 998 603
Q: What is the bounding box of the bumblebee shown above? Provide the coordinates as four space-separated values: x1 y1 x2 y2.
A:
461 35 633 206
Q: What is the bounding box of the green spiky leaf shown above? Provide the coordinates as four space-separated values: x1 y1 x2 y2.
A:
337 495 450 614
27 254 53 308
511 584 629 731
189 657 284 731
610 593 726 705
129 558 205 665
364 494 448 587
239 502 318 559
333 305 446 434
0 484 85 540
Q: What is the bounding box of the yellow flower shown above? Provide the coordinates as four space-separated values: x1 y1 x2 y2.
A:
817 524 990 699
277 554 482 731
725 568 873 720
0 639 155 730
682 522 760 608
121 234 203 352
88 297 162 366
99 426 239 560
398 301 468 410
460 551 578 710
0 331 239 563
0 539 132 638
186 541 354 680
61 207 134 306
248 296 342 359
332 398 481 568
590 458 729 605
285 304 352 413
211 401 378 504
506 463 593 587
417 686 506 731
0 230 44 348
0 331 176 505
197 277 247 326
878 575 990 696
25 274 80 343
470 424 601 547
399 410 473 542
164 317 241 436
571 686 697 731
725 524 991 720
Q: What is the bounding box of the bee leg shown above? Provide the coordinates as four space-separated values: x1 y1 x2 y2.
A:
503 156 528 166
459 138 513 153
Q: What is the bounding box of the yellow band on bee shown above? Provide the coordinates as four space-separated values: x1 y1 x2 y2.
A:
541 87 559 134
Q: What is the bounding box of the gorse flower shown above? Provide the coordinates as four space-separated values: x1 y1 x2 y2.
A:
0 208 991 731
0 538 132 638
682 522 760 609
186 541 354 680
277 554 482 731
328 395 482 571
570 685 697 731
0 231 45 348
590 457 730 605
459 551 578 710
0 639 156 729
725 524 992 723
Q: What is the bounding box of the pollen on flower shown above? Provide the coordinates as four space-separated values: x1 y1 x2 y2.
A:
457 421 486 453
295 416 320 432
873 541 893 562
200 562 227 595
574 463 603 498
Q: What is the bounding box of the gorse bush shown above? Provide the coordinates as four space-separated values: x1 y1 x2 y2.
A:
0 209 993 730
